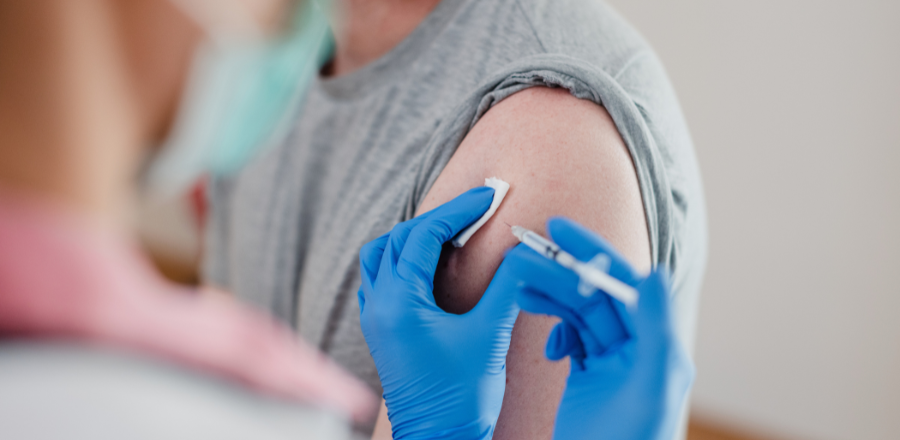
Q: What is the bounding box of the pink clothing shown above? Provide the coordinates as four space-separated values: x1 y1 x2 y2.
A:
0 193 374 422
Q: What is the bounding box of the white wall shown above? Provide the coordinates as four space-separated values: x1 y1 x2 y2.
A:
603 1 900 439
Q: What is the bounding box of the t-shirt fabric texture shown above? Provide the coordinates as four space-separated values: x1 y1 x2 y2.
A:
204 0 707 432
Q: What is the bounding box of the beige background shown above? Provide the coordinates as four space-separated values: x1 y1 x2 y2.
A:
603 1 900 439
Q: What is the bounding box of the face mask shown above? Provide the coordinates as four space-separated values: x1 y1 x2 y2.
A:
145 0 332 198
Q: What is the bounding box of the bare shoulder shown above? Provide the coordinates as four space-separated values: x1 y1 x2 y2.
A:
419 86 651 311
412 86 652 440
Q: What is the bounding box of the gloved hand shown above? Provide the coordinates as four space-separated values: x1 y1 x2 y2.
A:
505 217 695 440
358 187 521 440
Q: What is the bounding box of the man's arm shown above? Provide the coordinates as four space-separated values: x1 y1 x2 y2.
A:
372 86 652 439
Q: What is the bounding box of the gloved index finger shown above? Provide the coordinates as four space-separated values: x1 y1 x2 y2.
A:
396 186 494 283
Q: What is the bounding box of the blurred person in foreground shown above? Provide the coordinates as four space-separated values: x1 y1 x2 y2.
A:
0 1 375 438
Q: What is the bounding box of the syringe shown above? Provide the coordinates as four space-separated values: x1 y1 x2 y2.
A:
510 225 638 307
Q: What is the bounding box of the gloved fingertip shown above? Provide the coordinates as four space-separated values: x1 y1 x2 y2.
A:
459 186 496 213
469 185 496 197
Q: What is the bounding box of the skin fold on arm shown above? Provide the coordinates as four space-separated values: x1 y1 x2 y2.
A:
371 86 652 439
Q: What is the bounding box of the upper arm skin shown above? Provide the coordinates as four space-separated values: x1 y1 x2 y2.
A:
370 87 652 439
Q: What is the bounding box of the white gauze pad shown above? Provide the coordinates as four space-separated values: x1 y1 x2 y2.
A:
452 177 510 248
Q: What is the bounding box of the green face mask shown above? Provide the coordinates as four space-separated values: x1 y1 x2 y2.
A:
146 1 332 197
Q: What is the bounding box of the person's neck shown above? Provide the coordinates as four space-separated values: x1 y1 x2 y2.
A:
0 0 142 229
325 0 443 76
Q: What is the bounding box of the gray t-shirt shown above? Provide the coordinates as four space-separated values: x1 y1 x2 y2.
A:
205 0 707 431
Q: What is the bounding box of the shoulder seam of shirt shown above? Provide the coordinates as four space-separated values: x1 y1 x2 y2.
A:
512 0 549 54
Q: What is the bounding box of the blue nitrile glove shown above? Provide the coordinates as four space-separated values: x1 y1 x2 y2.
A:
358 187 521 440
505 217 695 440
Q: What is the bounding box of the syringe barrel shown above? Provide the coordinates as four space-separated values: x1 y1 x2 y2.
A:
521 231 559 258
